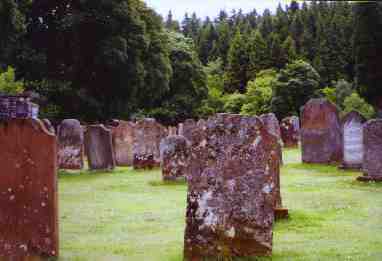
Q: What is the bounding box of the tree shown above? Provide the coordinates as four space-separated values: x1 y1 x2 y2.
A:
165 10 180 32
223 92 247 114
0 66 24 94
281 36 297 65
343 92 375 119
248 30 270 78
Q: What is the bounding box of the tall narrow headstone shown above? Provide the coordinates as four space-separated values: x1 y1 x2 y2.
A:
340 111 366 170
301 99 342 164
280 116 300 148
85 125 116 170
0 119 59 259
178 119 197 144
57 119 84 169
111 121 135 166
184 114 278 260
357 119 382 182
260 113 283 165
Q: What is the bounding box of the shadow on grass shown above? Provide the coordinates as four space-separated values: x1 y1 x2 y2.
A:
274 210 325 232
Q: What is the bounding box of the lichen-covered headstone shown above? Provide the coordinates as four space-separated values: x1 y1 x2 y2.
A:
280 116 300 148
184 114 278 260
133 118 167 169
111 121 135 166
57 119 84 169
0 119 59 259
260 113 283 165
357 119 382 182
160 135 190 181
85 125 116 170
301 99 342 164
340 111 365 170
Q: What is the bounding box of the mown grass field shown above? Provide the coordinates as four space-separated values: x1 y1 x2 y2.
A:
58 148 382 260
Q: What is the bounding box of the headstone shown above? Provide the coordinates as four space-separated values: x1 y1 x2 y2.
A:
280 116 300 148
160 135 190 181
42 119 55 134
184 114 279 260
111 121 135 166
357 119 382 182
340 111 366 170
178 119 197 144
133 118 167 169
0 119 59 259
85 125 116 170
260 113 283 165
301 99 342 164
168 126 177 136
0 95 39 120
57 119 84 170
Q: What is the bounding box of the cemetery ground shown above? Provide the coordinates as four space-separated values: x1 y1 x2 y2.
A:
59 148 382 261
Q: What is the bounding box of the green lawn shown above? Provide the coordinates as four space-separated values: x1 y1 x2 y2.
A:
58 149 382 260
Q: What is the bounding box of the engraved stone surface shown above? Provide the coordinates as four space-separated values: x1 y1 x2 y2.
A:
85 125 116 170
0 119 59 259
280 116 300 148
184 114 278 260
301 99 342 164
57 119 84 170
111 121 135 166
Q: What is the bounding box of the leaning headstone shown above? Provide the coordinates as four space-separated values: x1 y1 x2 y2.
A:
184 114 278 260
301 99 342 164
357 119 382 182
85 125 116 170
160 135 190 181
340 111 366 170
133 118 167 169
260 113 283 165
0 119 59 259
280 116 300 148
57 119 84 170
111 121 135 166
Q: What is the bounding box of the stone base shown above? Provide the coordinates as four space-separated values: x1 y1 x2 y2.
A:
357 175 382 182
274 208 289 220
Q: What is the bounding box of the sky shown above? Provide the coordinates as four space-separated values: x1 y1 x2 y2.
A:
144 0 292 21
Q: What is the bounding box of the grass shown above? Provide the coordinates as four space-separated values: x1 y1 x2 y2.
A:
58 148 382 260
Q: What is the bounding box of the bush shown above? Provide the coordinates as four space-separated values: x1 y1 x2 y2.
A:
0 66 24 95
223 92 247 114
343 92 375 119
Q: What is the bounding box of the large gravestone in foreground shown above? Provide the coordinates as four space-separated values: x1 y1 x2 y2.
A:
357 119 382 182
57 119 84 169
0 119 59 259
184 114 277 260
260 113 283 165
133 118 167 169
301 99 342 164
85 125 116 170
281 116 300 148
340 111 365 170
111 121 135 166
160 135 190 181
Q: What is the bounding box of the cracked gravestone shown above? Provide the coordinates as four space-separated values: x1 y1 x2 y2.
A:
280 116 300 148
111 121 135 166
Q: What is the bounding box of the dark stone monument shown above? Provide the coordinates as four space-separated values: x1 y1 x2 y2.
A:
0 119 59 259
111 121 135 166
85 125 116 170
301 99 342 164
280 116 300 148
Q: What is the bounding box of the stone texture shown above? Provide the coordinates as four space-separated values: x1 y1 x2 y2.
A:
260 113 283 165
0 95 39 120
184 114 279 260
340 111 366 170
42 119 55 134
111 121 135 166
178 119 197 144
357 119 382 182
168 126 178 136
133 118 167 169
0 119 59 259
85 125 116 170
301 99 342 164
57 119 84 170
280 116 300 148
160 135 191 181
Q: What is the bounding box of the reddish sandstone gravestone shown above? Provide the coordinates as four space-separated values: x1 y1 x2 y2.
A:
260 113 283 165
111 121 135 166
133 118 167 169
0 119 59 260
184 114 280 260
340 111 366 170
85 125 116 170
57 119 84 170
280 116 300 148
301 99 342 164
357 119 382 182
160 135 191 181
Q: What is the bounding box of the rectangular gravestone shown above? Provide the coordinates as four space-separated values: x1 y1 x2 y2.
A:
281 116 300 148
0 119 59 260
111 121 135 166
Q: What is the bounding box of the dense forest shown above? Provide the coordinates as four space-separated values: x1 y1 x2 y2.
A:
0 0 381 124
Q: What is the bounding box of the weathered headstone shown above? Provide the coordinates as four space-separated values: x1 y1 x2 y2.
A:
260 113 283 165
357 119 382 182
85 125 116 170
0 119 59 259
301 99 342 164
57 119 84 170
160 135 190 181
280 116 300 148
340 111 366 170
178 119 197 144
42 119 55 134
111 121 135 166
133 118 167 169
168 126 177 136
0 95 39 120
184 114 279 260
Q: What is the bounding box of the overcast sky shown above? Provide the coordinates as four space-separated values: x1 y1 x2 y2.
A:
144 0 291 21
